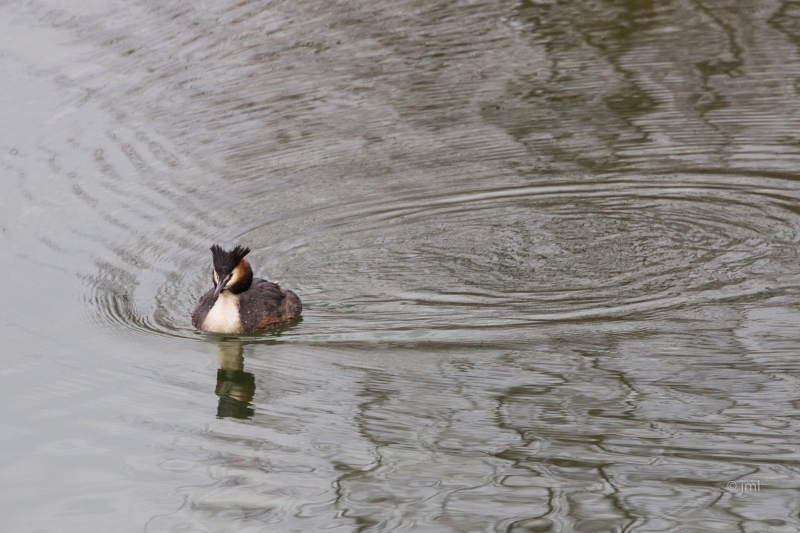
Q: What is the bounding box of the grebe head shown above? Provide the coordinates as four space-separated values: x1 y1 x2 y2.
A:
210 244 253 297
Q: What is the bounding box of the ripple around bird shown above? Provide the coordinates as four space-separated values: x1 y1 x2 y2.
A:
86 172 800 343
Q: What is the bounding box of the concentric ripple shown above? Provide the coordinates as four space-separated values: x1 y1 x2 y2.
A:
81 169 800 344
209 172 800 343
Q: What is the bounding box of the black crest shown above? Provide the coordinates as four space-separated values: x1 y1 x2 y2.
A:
210 244 251 275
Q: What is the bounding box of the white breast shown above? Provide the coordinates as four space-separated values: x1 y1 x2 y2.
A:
201 292 243 333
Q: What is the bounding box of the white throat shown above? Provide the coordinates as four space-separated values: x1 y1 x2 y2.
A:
202 291 243 334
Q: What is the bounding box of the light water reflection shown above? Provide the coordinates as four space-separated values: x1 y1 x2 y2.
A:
214 340 255 420
2 0 800 532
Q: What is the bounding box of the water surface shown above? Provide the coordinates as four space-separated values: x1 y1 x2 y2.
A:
2 0 800 531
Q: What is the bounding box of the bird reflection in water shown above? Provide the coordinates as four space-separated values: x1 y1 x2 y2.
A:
214 339 255 419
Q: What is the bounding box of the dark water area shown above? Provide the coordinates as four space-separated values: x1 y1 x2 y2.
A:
3 0 800 531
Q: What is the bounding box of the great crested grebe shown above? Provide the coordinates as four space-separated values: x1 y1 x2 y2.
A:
191 245 302 334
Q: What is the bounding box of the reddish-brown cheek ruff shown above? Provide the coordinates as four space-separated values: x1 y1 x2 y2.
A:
191 246 302 334
224 259 254 294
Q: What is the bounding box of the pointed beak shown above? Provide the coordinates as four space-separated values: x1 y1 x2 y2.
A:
213 276 228 299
